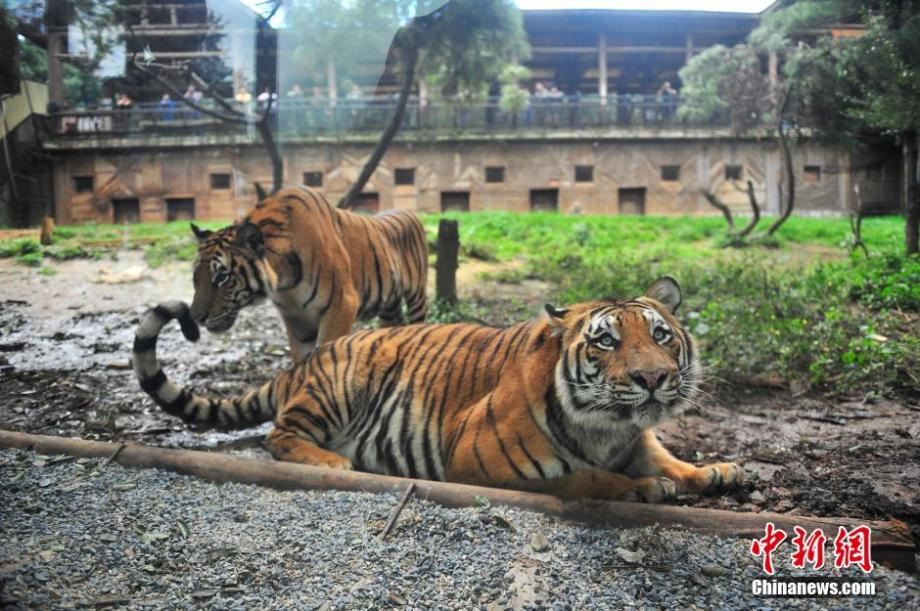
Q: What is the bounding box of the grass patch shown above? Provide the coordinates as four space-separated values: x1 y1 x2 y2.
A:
3 213 914 397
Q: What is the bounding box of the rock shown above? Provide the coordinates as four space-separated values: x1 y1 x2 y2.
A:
614 547 646 564
700 564 727 577
748 490 765 504
530 532 550 553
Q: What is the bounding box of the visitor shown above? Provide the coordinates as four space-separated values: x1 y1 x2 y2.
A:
657 81 678 122
158 93 176 123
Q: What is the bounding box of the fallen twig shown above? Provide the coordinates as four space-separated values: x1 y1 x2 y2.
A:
102 443 127 467
379 482 416 541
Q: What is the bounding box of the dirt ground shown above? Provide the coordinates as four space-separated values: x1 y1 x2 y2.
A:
1 251 918 548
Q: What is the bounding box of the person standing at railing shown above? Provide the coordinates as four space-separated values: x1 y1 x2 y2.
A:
115 92 133 131
234 86 253 113
533 81 547 127
657 81 678 124
158 94 176 123
185 84 203 120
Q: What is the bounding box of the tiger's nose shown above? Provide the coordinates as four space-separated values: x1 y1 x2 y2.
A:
631 369 669 391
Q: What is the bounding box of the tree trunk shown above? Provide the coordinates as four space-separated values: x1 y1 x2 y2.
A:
905 134 919 255
768 120 795 236
701 191 735 231
326 57 338 105
255 116 284 193
338 44 419 209
738 180 761 238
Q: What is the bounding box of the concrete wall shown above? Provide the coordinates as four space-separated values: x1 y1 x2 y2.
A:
51 138 892 224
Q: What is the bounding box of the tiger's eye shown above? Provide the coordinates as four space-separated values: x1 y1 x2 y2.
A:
653 327 670 342
598 334 615 348
214 271 230 286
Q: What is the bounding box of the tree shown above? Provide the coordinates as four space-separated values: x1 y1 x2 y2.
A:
498 63 531 128
127 1 286 192
752 0 920 255
330 0 529 209
679 43 795 238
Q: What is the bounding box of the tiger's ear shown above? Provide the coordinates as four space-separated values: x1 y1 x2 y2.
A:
544 303 569 332
190 223 212 242
644 276 682 313
234 222 265 256
254 182 267 201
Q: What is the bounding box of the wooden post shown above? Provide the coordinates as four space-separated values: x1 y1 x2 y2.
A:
436 219 459 304
685 32 694 64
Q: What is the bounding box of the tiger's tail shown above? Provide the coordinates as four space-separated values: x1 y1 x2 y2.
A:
132 301 276 430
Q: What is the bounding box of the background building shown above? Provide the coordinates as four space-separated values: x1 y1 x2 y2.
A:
6 3 903 226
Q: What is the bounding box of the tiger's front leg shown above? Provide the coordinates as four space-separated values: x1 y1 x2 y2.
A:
266 393 353 470
521 470 678 503
445 394 677 503
281 313 316 363
623 429 744 495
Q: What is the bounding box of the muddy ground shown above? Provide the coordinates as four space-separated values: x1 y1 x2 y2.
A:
1 251 919 548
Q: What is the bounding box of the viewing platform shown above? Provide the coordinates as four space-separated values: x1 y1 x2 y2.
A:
44 96 746 151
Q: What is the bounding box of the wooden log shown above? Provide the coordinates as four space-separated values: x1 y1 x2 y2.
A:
436 219 459 304
0 430 914 572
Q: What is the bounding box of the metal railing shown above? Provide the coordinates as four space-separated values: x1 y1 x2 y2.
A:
49 95 730 139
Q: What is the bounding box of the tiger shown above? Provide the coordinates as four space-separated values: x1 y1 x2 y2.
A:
133 277 743 501
188 186 428 362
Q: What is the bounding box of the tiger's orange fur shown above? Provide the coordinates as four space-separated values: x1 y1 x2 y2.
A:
134 278 743 501
189 186 428 362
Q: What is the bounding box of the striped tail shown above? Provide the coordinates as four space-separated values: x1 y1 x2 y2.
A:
132 300 276 430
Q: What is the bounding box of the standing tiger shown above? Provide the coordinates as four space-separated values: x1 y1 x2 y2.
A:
189 186 428 362
134 277 743 501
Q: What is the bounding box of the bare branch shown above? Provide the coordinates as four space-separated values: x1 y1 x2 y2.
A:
738 180 761 238
701 190 736 231
130 55 249 125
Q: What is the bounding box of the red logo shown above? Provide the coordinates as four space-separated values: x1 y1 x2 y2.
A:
791 526 827 570
833 525 873 573
750 523 873 575
750 522 787 575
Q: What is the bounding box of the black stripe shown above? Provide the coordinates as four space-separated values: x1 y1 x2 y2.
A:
139 370 167 395
516 433 546 479
133 334 157 353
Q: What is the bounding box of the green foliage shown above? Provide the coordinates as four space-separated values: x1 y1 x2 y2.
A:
44 244 92 260
498 63 531 117
38 266 57 276
758 1 920 137
289 0 528 97
421 211 913 397
0 238 41 258
15 251 43 266
143 237 198 269
678 43 774 133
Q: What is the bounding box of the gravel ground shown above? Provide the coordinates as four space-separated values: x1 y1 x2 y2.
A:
2 449 917 610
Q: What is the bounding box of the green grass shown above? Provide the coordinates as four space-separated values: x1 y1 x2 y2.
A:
422 212 915 397
2 213 915 397
421 212 905 263
0 221 224 269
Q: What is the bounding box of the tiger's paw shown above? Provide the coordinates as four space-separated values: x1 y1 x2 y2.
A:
617 476 677 504
316 455 354 470
693 462 744 493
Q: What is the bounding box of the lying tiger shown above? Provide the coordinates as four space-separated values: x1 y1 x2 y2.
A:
134 277 743 501
189 186 428 362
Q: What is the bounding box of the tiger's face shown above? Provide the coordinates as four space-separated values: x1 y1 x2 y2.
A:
189 223 267 333
548 277 699 431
